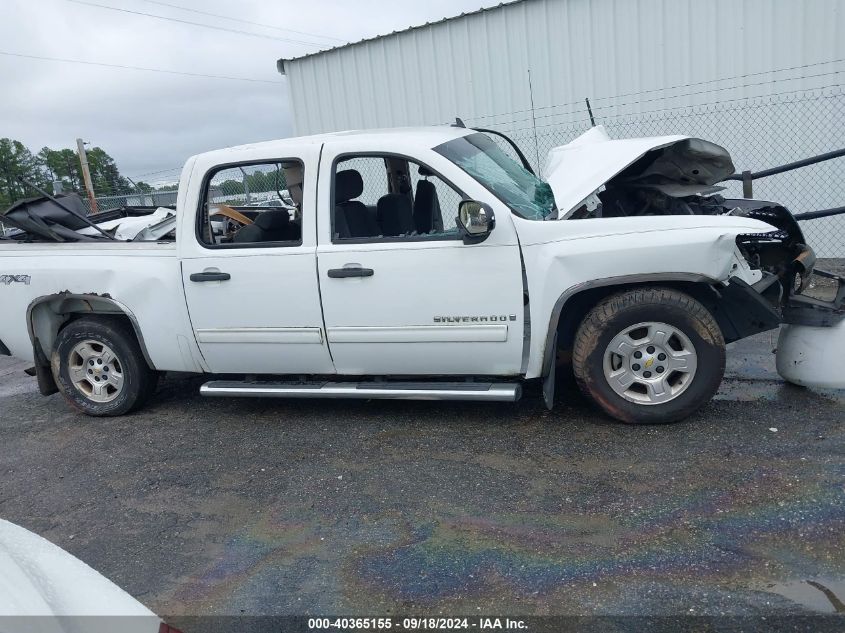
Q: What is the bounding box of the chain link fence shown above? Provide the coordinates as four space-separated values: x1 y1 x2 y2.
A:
79 189 179 213
464 87 845 258
75 164 183 215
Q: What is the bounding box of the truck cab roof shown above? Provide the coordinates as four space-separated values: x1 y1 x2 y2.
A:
189 126 473 164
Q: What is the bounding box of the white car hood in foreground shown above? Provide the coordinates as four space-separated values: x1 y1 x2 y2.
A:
542 125 735 216
0 519 158 633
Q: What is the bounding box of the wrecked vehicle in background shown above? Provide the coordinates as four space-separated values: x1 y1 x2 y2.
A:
1 193 176 243
0 125 842 424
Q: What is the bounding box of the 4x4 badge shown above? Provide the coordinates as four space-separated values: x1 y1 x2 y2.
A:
0 275 31 286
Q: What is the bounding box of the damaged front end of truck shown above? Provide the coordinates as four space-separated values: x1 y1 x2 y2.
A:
541 126 845 389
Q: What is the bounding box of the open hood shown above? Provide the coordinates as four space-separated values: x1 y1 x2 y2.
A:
542 126 735 217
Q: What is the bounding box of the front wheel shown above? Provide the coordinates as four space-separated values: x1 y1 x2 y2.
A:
572 287 725 424
51 316 157 416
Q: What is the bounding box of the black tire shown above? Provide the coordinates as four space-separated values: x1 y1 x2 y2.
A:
51 316 157 416
572 287 725 424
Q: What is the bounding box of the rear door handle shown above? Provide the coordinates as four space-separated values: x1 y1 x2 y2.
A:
190 271 231 282
327 266 374 278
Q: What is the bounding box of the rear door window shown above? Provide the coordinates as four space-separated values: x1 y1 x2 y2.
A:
198 160 303 247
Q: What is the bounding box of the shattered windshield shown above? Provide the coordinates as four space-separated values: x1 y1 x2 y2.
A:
434 132 555 220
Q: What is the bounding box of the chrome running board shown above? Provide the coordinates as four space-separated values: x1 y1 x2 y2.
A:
200 380 521 402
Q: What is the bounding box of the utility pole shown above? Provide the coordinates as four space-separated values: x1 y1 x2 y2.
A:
76 138 98 214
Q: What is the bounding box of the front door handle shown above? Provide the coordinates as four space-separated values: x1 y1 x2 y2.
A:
190 271 231 282
327 266 374 279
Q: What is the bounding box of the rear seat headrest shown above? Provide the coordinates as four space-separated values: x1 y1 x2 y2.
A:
377 193 412 215
335 169 364 203
377 193 415 236
253 209 290 230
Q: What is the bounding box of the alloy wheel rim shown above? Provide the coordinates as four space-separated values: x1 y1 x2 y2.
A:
602 321 698 405
67 340 125 403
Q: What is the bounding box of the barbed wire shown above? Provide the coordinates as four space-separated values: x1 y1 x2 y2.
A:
465 73 845 132
500 85 845 136
466 57 845 123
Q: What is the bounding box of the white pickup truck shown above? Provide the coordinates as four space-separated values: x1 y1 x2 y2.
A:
1 124 843 423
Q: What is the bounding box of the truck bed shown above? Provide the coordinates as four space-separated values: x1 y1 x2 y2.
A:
1 193 176 243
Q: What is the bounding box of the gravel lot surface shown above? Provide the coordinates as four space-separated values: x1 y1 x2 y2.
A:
0 332 843 623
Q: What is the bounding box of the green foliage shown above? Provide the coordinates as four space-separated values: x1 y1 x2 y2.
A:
37 147 83 193
218 179 245 196
0 139 45 206
85 146 133 196
0 138 170 210
215 165 288 199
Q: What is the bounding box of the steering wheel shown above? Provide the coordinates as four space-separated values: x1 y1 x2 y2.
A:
213 204 253 226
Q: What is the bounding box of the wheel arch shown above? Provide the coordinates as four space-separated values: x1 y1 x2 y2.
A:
27 293 155 389
540 273 720 380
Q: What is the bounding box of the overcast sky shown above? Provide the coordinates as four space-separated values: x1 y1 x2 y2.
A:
1 0 498 185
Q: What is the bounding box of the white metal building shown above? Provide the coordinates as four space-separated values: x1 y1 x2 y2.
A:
278 0 844 135
277 0 845 256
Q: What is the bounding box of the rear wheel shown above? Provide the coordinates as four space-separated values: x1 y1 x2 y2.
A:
572 287 725 424
51 316 157 416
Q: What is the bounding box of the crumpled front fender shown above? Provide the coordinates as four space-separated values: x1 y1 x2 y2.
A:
518 216 775 380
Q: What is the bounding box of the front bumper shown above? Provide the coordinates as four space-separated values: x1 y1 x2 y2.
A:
782 269 845 327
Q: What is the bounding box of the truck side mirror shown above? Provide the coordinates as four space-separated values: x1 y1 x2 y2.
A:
457 200 495 244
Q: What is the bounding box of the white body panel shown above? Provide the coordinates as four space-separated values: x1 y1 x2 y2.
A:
776 322 845 389
180 251 334 374
318 241 524 374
